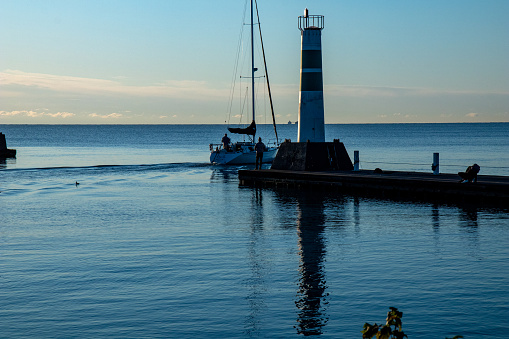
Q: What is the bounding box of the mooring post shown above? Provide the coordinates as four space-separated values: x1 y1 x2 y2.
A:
432 152 439 175
354 150 360 171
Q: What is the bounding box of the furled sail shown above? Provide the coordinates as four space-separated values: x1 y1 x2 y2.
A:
228 121 256 136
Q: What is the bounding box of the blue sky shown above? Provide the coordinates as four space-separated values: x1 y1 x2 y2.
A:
1 0 508 124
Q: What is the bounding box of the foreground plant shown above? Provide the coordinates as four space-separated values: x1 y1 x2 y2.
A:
361 307 464 339
361 307 407 339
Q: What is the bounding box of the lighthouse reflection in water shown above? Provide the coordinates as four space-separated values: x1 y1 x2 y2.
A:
295 193 329 335
244 187 330 336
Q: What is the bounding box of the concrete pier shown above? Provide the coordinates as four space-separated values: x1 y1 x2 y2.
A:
239 169 509 207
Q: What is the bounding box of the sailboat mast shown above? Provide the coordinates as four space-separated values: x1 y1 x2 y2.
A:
255 0 278 145
250 0 256 132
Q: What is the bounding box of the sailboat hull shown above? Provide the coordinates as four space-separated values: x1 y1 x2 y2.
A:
210 147 278 165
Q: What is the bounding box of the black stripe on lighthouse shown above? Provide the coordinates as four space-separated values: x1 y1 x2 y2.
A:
301 50 322 69
300 72 323 91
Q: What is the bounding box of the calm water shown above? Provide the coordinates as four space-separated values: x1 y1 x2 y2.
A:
1 124 508 338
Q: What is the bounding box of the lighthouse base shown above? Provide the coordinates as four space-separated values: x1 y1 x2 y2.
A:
271 139 353 171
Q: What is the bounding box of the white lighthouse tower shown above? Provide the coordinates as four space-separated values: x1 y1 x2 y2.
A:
271 9 352 172
297 9 325 143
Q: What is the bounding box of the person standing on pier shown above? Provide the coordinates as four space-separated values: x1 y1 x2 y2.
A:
255 137 265 170
222 133 231 151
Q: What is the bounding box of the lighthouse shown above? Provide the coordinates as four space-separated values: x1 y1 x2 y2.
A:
298 9 325 143
271 9 353 172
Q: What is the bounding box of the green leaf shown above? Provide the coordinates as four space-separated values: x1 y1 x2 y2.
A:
361 323 379 338
393 329 408 339
377 325 392 339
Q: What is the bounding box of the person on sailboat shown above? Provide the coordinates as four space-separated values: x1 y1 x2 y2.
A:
222 133 231 151
255 137 265 170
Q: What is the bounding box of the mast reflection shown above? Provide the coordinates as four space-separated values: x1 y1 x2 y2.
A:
244 187 267 336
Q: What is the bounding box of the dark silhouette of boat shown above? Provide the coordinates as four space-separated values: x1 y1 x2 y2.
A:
0 132 16 158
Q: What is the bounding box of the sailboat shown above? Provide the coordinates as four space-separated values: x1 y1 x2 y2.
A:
209 0 279 165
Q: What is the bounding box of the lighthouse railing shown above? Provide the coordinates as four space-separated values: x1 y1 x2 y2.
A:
298 14 324 31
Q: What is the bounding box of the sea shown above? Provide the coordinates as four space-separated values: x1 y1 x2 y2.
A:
1 123 508 338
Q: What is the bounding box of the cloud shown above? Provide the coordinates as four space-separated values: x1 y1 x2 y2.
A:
327 85 405 97
47 112 75 118
466 112 479 118
89 113 123 119
26 111 44 117
325 85 509 98
0 69 227 100
0 110 74 118
0 110 27 116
